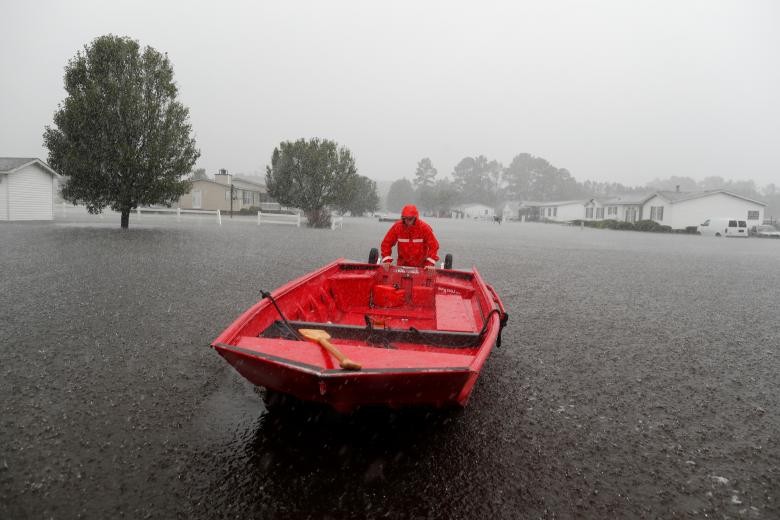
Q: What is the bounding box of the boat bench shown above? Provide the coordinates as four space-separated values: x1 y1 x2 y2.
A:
261 320 482 348
435 294 478 332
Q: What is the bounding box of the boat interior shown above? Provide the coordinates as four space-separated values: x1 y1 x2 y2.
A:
253 264 491 353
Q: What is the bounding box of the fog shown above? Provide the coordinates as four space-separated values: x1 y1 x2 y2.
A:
1 0 778 186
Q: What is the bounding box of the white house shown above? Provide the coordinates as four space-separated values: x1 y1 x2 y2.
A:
641 189 766 230
453 203 495 220
501 199 598 222
600 195 648 223
527 199 598 222
0 158 60 221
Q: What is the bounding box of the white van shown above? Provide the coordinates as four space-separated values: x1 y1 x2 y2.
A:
698 218 749 237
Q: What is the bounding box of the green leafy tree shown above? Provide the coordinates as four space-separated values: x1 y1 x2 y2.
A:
336 175 380 216
451 155 501 205
265 138 358 227
504 153 581 201
413 158 438 213
431 178 459 217
581 179 643 197
414 158 437 188
645 176 698 193
415 185 436 214
191 168 208 180
385 178 415 212
44 35 199 229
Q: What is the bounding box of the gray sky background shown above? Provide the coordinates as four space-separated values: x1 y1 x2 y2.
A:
2 0 778 187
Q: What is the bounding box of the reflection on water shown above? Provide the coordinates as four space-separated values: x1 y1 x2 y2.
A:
187 391 467 518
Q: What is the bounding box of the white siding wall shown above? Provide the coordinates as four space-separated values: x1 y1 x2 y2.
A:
463 205 494 218
583 201 602 220
618 205 641 222
641 195 662 224
8 164 54 220
643 193 765 230
556 203 585 221
0 174 8 220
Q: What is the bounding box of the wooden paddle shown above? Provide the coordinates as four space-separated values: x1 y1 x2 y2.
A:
298 329 362 370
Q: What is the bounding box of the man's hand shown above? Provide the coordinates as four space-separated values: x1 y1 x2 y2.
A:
425 265 436 272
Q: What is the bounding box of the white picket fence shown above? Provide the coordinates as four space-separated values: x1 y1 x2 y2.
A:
257 211 301 227
59 203 222 224
135 206 221 224
58 203 345 230
255 211 342 230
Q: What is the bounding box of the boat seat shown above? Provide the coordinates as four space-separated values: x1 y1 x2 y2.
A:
326 274 376 311
435 294 478 332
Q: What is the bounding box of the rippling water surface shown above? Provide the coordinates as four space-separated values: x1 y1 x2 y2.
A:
1 215 778 518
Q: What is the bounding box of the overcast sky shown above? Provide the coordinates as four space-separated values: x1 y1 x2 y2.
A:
2 0 778 187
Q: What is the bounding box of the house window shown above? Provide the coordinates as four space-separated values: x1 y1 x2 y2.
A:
596 208 604 219
243 191 252 205
553 207 557 217
650 206 664 221
585 207 593 219
608 206 617 216
747 210 759 220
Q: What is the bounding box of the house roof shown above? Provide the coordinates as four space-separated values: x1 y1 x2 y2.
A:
644 189 766 206
522 199 592 207
600 195 649 205
453 203 493 210
0 157 59 177
233 177 266 190
190 177 266 192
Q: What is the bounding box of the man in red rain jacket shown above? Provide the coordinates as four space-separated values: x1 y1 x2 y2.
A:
380 204 439 269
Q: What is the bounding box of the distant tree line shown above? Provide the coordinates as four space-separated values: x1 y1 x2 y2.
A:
386 153 589 216
384 154 780 219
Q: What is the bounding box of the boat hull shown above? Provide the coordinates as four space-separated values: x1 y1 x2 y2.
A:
215 342 476 412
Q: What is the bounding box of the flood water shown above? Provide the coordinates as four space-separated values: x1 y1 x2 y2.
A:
1 215 778 518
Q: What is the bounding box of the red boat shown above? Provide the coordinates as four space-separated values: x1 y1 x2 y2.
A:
211 252 508 413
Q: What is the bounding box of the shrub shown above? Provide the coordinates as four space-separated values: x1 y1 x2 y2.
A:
634 219 670 232
238 206 260 215
600 219 621 229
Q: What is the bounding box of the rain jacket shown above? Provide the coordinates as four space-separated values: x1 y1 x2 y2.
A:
380 218 440 267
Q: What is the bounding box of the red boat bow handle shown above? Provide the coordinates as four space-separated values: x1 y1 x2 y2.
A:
486 284 509 347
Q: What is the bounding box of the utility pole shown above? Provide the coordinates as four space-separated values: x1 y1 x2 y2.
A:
230 183 234 218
